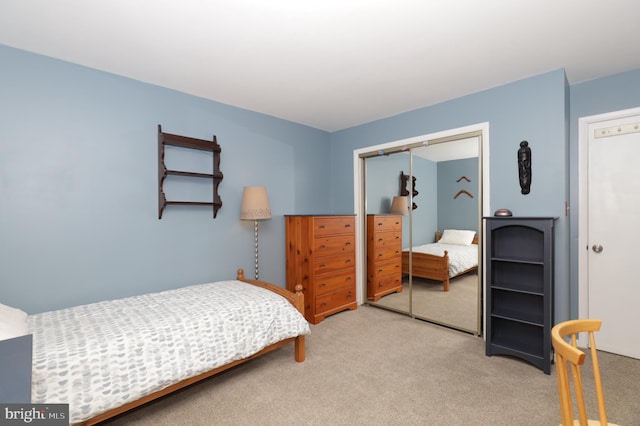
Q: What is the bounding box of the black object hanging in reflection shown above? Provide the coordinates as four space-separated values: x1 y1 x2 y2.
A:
400 171 418 210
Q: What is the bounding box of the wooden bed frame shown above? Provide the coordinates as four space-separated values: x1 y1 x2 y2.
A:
401 232 478 292
76 268 306 425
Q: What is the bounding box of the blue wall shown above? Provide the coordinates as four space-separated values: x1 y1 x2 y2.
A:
568 69 640 317
329 70 571 321
0 45 330 313
437 158 478 233
3 43 639 324
365 155 477 247
363 153 437 248
411 156 438 245
364 154 408 215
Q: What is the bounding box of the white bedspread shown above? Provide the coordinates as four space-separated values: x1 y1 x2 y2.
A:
406 243 478 276
28 280 310 424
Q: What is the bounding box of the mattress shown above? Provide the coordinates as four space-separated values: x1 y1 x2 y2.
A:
28 280 310 424
407 243 478 276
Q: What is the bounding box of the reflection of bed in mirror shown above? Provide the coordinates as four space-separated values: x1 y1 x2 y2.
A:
401 229 478 291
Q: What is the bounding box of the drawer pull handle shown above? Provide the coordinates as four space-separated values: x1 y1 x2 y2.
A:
378 268 383 273
321 282 327 287
320 244 326 249
320 263 327 268
377 238 384 242
345 241 351 246
346 259 352 263
345 224 351 228
377 222 383 226
320 225 326 229
321 302 328 307
347 292 353 298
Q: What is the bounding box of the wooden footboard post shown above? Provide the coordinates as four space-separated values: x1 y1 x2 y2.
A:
236 269 307 363
293 284 306 362
237 268 247 281
293 284 304 316
443 278 450 292
295 335 305 362
443 251 450 292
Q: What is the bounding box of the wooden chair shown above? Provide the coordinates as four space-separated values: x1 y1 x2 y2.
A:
551 319 620 426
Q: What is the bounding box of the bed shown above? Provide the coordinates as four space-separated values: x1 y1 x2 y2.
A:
5 269 310 425
401 229 479 292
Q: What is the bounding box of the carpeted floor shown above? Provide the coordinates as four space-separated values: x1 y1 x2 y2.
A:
369 272 479 333
103 305 640 426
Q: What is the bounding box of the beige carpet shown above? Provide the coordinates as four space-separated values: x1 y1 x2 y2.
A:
369 272 479 333
102 306 639 425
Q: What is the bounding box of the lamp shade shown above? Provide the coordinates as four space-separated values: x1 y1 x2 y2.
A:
240 186 272 220
390 196 409 216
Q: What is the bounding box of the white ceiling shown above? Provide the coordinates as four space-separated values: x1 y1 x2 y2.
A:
1 1 639 132
413 137 479 162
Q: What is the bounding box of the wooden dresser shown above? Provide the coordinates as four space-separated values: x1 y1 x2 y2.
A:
285 215 357 324
367 214 403 302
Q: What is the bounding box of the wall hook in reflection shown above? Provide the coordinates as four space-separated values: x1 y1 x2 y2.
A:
454 190 474 199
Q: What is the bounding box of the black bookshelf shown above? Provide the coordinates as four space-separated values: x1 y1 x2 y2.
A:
484 217 557 374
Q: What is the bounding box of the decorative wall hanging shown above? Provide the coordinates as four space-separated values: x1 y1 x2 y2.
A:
518 140 532 194
454 190 474 199
454 176 473 199
400 171 418 210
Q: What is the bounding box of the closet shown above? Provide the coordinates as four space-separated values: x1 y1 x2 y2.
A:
357 127 486 335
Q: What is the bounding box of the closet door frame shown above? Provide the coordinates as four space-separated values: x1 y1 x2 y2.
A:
353 122 490 336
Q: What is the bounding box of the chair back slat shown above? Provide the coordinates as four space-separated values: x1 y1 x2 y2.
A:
589 331 608 425
551 319 612 426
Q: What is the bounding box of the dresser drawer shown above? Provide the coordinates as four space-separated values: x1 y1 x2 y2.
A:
368 258 402 280
313 235 355 256
314 269 355 296
313 217 355 236
370 231 402 248
315 287 355 314
369 215 402 232
314 252 355 275
370 246 402 263
369 275 403 295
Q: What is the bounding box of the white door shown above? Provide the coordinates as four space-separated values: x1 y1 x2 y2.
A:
587 114 640 359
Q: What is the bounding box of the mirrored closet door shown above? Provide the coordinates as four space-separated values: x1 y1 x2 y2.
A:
364 134 482 335
365 151 411 316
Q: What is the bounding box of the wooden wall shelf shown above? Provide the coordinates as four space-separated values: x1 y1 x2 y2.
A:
158 125 223 219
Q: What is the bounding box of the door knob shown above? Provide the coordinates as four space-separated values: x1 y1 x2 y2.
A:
592 244 603 253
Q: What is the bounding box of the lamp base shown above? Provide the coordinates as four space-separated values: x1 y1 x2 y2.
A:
253 219 260 280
